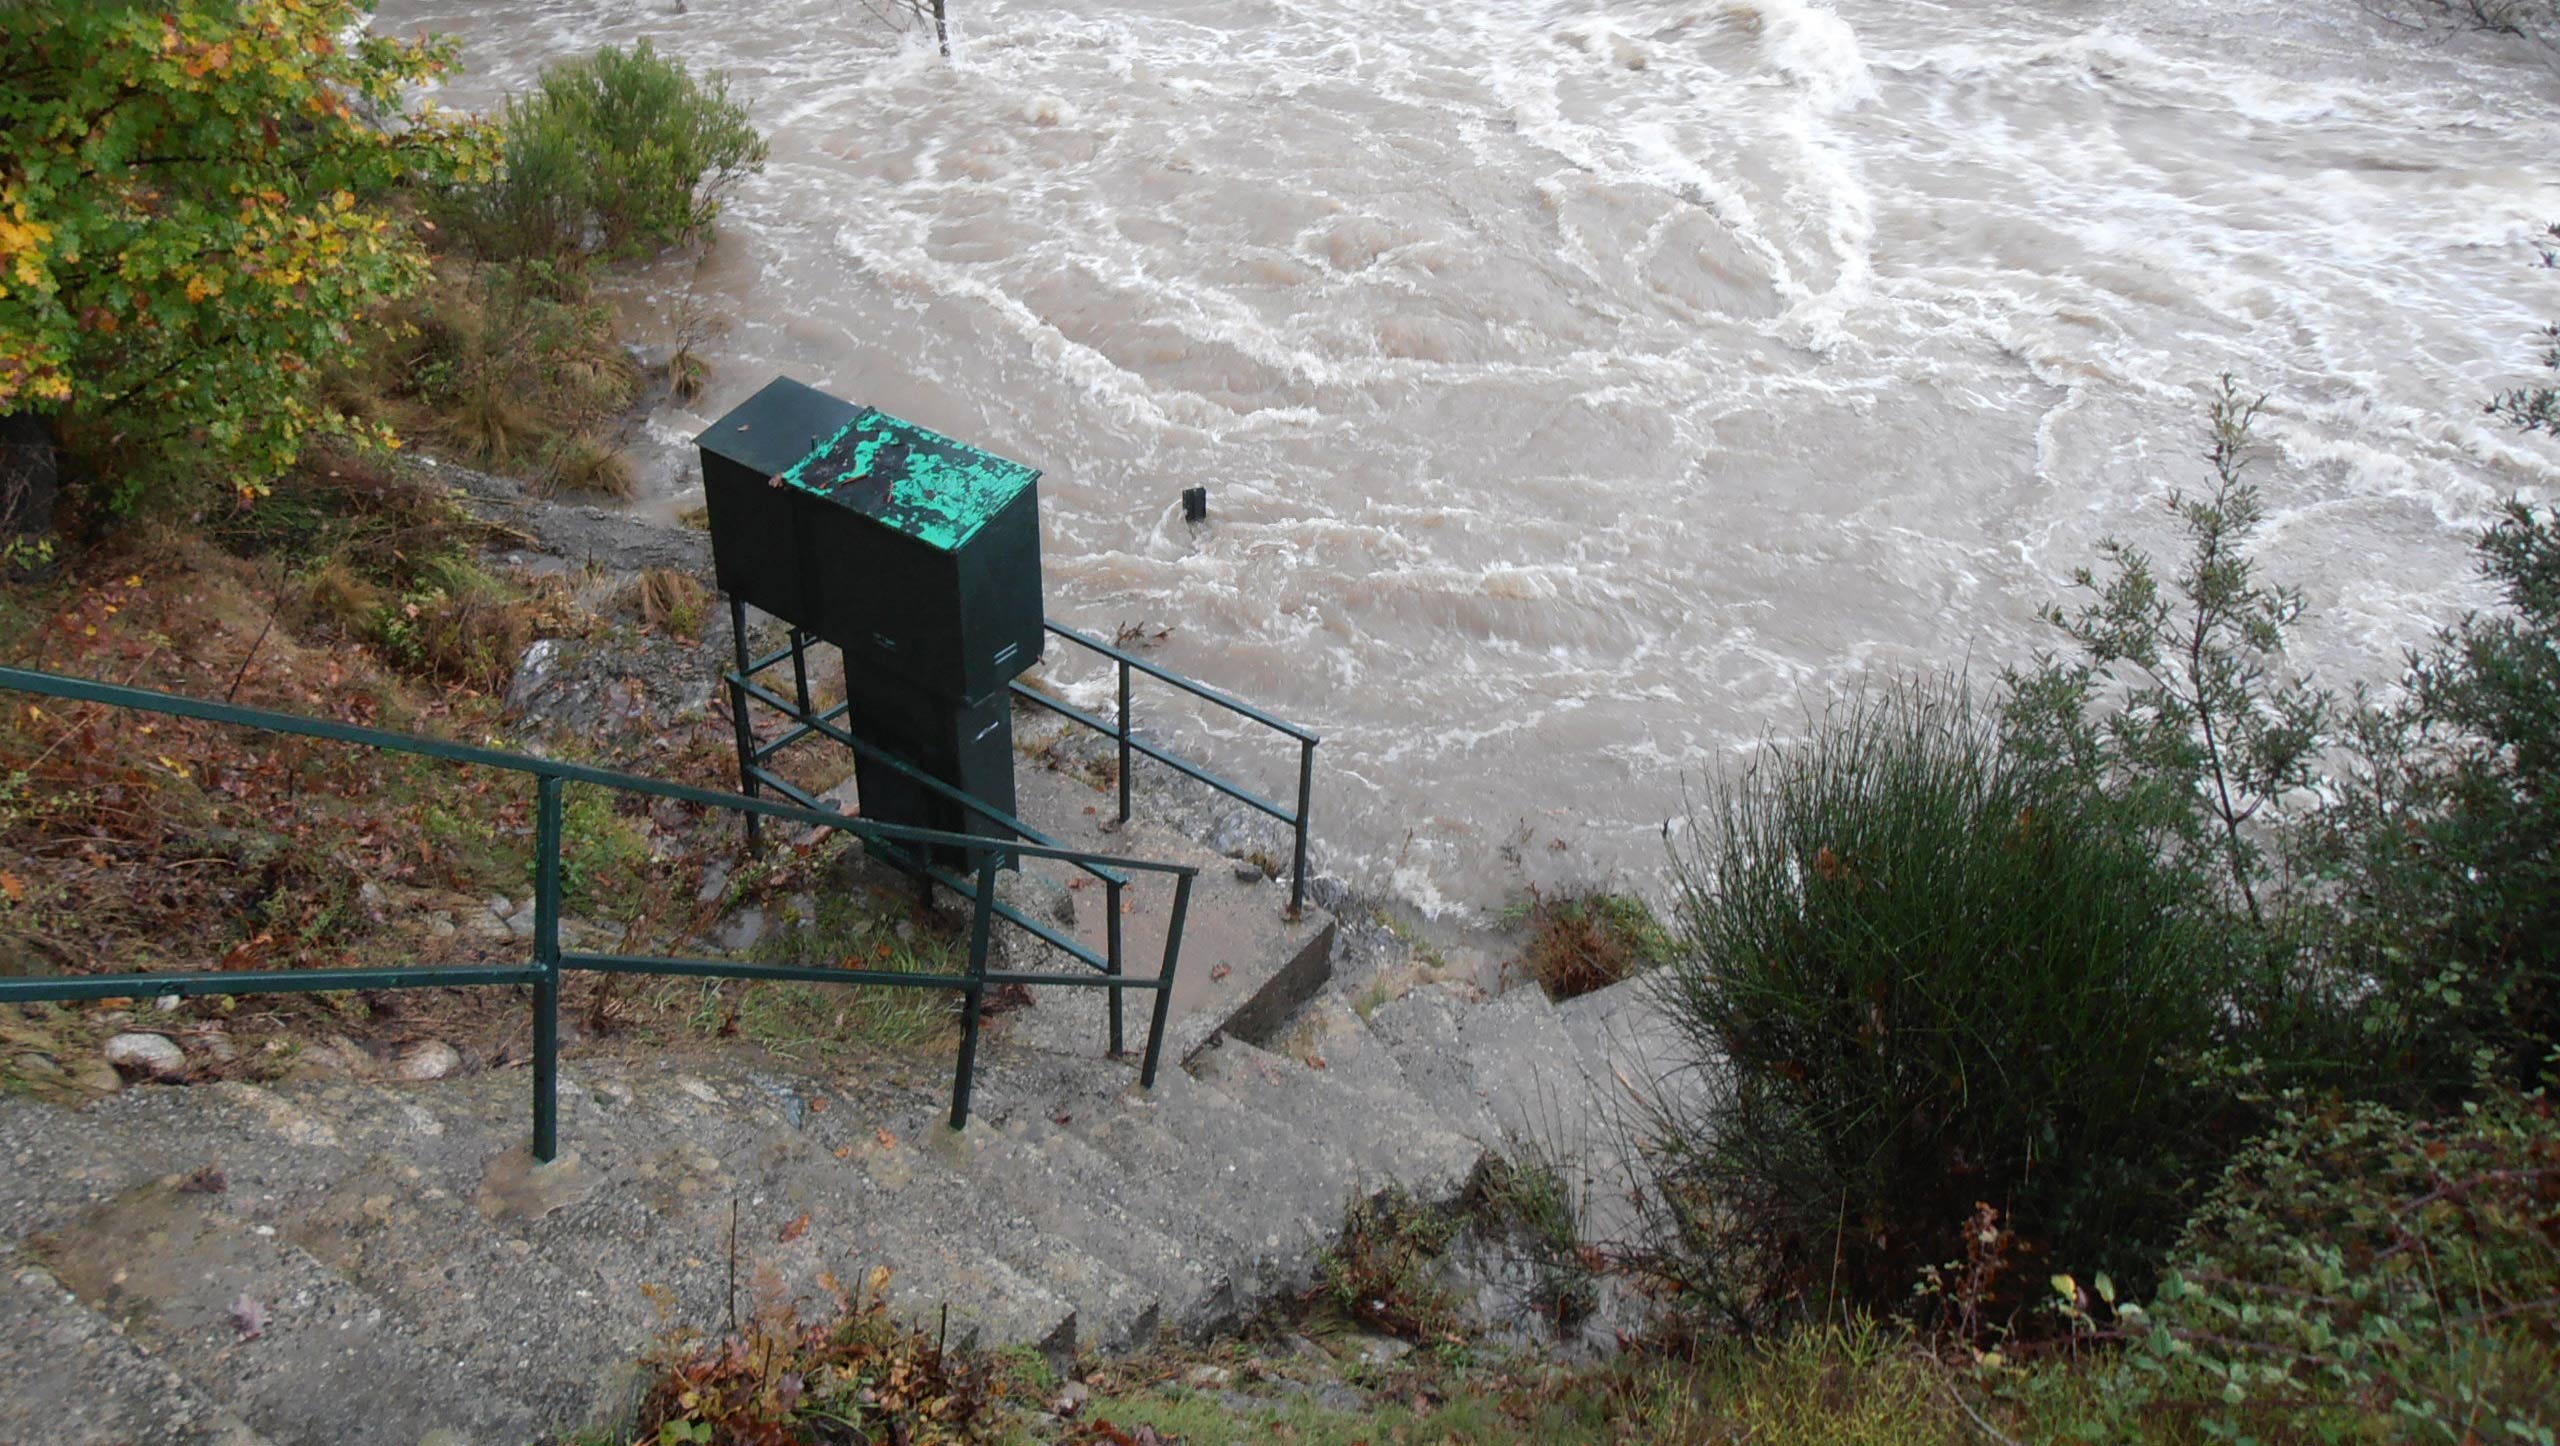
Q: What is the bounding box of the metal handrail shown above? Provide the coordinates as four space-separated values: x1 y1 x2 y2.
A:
0 666 1198 1158
723 615 1146 1057
1016 619 1321 912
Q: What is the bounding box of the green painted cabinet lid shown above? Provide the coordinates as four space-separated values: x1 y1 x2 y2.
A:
778 408 1040 553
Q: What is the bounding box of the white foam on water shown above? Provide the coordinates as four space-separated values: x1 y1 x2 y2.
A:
374 0 2560 917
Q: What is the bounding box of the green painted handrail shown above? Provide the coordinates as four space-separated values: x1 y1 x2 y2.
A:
1019 620 1322 913
0 666 1197 1154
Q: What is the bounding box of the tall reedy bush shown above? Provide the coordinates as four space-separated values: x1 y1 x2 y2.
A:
1647 681 2233 1330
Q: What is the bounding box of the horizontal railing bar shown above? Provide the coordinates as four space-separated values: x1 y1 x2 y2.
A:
1044 620 1320 744
752 700 853 762
0 668 1193 877
1007 681 1115 739
729 672 1131 889
562 955 1166 994
1010 679 1294 821
0 963 545 1004
745 765 822 811
563 953 974 991
741 640 801 677
1124 735 1294 824
863 838 1111 975
978 970 1169 990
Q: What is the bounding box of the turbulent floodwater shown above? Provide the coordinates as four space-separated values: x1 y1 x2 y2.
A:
377 0 2560 913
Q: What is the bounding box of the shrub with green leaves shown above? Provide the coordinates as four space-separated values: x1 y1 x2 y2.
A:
2001 378 2331 938
0 0 495 507
454 39 765 262
2053 1090 2560 1443
1649 680 2230 1327
2319 500 2560 1097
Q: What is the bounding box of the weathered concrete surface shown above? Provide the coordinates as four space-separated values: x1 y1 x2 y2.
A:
0 963 1697 1437
0 1250 270 1446
1366 981 1592 1155
999 740 1336 1069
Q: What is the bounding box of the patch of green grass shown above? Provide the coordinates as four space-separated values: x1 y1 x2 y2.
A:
649 883 961 1058
547 787 654 917
1473 1142 1597 1332
1368 905 1450 971
1308 1185 1466 1343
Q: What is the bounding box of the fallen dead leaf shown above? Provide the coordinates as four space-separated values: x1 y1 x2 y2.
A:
876 1127 897 1150
227 1293 266 1340
778 1211 810 1244
0 871 22 903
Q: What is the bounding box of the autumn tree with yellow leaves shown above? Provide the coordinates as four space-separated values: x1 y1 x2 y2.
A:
0 0 494 508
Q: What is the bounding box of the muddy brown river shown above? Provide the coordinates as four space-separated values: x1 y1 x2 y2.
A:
376 0 2560 912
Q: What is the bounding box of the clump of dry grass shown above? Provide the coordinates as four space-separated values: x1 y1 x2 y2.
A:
324 257 641 481
632 566 707 638
541 430 634 498
1505 887 1671 1001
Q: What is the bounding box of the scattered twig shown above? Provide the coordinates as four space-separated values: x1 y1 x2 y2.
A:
225 561 291 704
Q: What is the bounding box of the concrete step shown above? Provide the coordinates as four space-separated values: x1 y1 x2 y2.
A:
36 1178 550 1444
0 1250 271 1446
1365 981 1599 1159
999 749 1335 1070
1189 1034 1485 1206
1270 994 1485 1147
1551 972 1712 1248
793 1075 1167 1353
476 1057 1095 1359
1049 1060 1364 1301
1554 972 1700 1120
851 1044 1258 1336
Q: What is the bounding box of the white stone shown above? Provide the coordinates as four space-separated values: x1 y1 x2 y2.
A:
396 1040 463 1082
102 1032 186 1081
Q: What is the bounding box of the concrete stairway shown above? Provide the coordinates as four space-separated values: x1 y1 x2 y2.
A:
0 978 1682 1443
0 759 1691 1444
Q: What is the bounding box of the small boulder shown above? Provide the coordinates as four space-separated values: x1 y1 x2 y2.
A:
713 905 768 953
396 1040 463 1082
102 1032 187 1082
694 860 731 906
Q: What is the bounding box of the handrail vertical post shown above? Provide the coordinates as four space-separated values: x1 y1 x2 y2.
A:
788 627 813 721
532 774 564 1163
725 596 761 851
949 855 1000 1129
1290 738 1316 916
1105 878 1124 1058
1115 656 1133 825
1139 871 1192 1090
